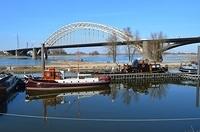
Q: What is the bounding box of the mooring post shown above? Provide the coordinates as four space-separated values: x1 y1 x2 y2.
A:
196 82 200 107
198 46 200 76
41 43 45 77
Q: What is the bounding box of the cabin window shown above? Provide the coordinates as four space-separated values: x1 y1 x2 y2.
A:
79 76 85 79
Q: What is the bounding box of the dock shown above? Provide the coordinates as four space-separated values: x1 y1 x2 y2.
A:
181 74 200 81
102 72 200 81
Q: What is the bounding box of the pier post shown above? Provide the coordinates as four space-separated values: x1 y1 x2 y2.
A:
142 41 163 62
32 48 37 59
196 82 200 107
41 43 45 76
198 46 200 76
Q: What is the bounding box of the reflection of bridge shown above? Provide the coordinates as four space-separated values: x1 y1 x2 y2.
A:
3 22 200 61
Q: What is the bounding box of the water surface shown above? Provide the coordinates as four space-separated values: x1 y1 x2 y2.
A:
1 80 200 132
0 54 196 66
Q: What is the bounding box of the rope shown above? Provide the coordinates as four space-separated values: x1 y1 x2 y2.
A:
1 113 200 122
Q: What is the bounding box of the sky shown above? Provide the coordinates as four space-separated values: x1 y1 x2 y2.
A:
0 0 200 52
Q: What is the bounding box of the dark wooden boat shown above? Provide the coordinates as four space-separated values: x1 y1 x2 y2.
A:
0 74 20 94
25 67 111 92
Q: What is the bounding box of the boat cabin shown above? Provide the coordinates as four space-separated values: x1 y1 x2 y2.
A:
43 67 62 80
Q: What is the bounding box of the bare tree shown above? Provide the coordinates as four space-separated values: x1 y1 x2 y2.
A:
131 31 140 62
148 32 166 62
123 27 132 63
107 32 118 63
123 27 140 63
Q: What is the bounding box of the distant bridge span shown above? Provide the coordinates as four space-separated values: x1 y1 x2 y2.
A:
5 36 200 53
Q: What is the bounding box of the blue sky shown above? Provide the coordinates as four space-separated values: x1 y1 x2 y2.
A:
0 0 200 52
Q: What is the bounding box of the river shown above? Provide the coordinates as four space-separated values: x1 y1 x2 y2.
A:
0 53 197 66
0 80 200 132
0 54 200 132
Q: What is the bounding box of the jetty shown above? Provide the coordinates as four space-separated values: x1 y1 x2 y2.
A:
99 72 200 81
104 72 182 80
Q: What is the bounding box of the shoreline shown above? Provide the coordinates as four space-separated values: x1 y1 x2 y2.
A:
0 61 182 74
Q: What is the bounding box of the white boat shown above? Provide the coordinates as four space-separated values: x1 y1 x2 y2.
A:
179 62 198 74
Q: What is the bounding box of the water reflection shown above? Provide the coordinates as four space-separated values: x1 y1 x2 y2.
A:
111 80 200 107
0 89 18 114
110 80 169 105
26 87 111 119
2 80 200 132
8 79 200 119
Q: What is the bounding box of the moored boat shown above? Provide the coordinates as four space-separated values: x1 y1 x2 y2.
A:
25 67 111 92
179 62 198 74
0 73 20 94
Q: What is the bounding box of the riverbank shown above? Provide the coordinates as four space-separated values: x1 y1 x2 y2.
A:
0 61 181 74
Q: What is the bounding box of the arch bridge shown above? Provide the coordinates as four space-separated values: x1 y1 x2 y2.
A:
4 22 200 62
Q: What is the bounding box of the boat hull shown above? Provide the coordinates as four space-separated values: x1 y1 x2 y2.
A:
179 67 197 74
0 75 20 95
25 78 111 92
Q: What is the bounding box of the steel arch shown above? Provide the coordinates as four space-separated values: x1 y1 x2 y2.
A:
44 22 142 51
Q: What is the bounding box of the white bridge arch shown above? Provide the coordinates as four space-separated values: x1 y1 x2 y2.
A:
44 22 142 51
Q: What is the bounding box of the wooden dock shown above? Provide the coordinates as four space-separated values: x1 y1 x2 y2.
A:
104 72 184 81
181 74 200 81
102 72 200 81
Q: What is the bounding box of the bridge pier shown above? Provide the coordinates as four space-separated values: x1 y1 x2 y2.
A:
15 49 18 57
142 41 151 61
142 41 163 62
32 48 37 59
44 48 48 60
41 43 45 76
